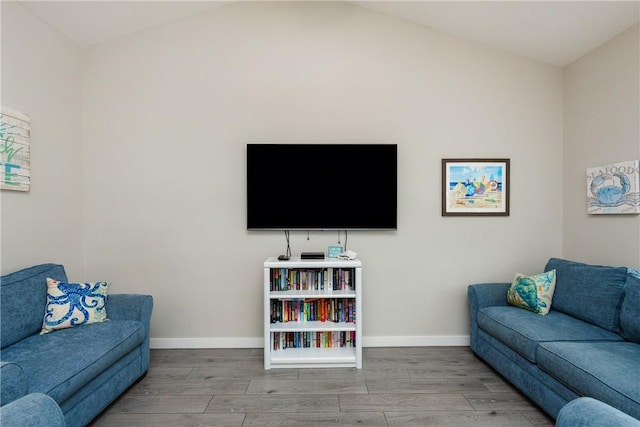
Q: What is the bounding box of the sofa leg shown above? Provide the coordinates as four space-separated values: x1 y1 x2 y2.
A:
135 371 147 384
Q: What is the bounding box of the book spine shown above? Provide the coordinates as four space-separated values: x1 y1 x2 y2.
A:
271 298 356 325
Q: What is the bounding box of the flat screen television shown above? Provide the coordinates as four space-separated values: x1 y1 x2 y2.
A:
247 144 397 230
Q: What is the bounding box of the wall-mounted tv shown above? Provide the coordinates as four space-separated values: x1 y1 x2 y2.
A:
247 144 397 230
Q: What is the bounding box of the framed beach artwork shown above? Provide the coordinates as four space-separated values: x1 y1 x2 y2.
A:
442 158 510 216
587 160 639 214
0 108 31 192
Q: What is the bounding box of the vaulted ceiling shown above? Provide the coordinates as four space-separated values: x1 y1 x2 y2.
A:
17 1 640 67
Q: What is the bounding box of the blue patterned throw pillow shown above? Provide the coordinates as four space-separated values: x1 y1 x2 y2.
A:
41 278 109 334
507 270 556 315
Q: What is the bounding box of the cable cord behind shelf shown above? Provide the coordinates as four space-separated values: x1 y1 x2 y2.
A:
284 230 291 258
282 229 348 258
336 230 348 251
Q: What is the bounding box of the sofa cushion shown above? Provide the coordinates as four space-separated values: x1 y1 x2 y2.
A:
478 306 623 363
1 264 67 348
537 341 640 420
545 258 627 333
620 270 640 343
41 278 109 334
0 320 145 403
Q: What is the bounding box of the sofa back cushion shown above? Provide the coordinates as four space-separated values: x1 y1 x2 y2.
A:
544 258 627 333
620 269 640 343
1 264 67 348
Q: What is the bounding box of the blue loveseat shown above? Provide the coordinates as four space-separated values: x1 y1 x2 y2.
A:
0 393 65 427
468 258 640 421
557 397 640 427
0 263 153 427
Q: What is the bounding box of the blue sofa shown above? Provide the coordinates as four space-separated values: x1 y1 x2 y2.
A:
468 258 640 421
0 264 153 427
557 397 640 427
0 393 65 427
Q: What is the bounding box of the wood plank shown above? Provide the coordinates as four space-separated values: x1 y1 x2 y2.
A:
205 394 339 413
406 364 497 378
246 379 368 395
129 379 249 396
521 409 554 425
366 377 489 394
144 366 193 380
463 391 539 411
385 410 537 426
106 395 211 414
339 393 474 412
298 366 410 380
187 366 298 380
242 412 388 427
94 413 245 427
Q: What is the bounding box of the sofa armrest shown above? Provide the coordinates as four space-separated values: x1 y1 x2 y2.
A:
106 294 153 373
107 294 153 323
0 361 27 406
0 393 65 427
468 283 511 309
468 282 510 352
556 397 640 427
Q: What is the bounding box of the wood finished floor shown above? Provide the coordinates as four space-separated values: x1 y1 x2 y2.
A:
91 347 554 427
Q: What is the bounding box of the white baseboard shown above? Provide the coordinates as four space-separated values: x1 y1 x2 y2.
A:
150 336 470 349
363 336 470 347
150 337 263 349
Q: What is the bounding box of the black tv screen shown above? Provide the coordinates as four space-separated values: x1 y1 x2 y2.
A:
247 144 397 230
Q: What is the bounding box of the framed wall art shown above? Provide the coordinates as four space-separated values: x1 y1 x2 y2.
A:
587 160 639 214
442 158 510 216
0 107 31 192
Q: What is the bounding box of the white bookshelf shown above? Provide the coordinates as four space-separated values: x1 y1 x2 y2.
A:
263 257 362 369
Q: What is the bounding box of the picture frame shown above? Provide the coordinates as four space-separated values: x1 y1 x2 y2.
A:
587 160 639 215
442 158 510 216
327 245 344 258
0 108 31 192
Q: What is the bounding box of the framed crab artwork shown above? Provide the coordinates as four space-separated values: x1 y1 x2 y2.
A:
587 160 640 214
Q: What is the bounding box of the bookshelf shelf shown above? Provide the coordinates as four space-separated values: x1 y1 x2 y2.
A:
264 256 362 369
270 321 356 332
269 289 356 299
270 347 358 369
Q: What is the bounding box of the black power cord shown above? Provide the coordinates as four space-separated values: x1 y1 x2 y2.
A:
344 230 348 251
285 230 291 258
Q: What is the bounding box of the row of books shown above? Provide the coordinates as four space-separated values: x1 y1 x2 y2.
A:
270 298 356 324
272 331 356 350
269 268 355 292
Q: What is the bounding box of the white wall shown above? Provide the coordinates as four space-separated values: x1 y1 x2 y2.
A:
4 1 636 348
80 1 563 347
563 24 640 269
0 3 84 277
